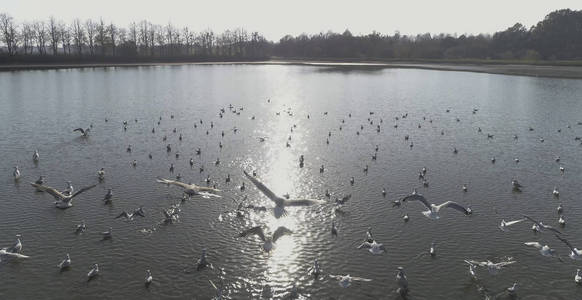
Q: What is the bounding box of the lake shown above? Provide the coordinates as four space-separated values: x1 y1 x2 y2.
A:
1 64 582 299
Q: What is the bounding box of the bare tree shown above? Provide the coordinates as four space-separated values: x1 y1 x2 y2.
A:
72 19 85 55
85 19 96 55
154 24 165 56
59 22 71 55
20 22 34 54
182 27 193 55
138 20 150 56
199 29 214 56
0 13 18 55
108 22 116 56
128 22 138 53
33 21 47 55
148 22 155 56
48 16 60 54
165 22 174 56
95 18 107 55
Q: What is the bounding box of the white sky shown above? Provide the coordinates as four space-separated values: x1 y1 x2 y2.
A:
2 0 581 41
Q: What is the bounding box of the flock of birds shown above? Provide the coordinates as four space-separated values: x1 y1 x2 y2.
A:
4 96 582 300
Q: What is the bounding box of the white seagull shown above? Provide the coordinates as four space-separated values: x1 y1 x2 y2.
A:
0 235 28 259
58 254 71 270
145 270 153 286
87 264 99 280
13 166 21 180
156 178 221 198
237 226 293 252
498 218 527 232
357 239 386 255
74 127 90 137
32 150 39 162
396 267 408 294
243 170 324 216
576 269 582 284
328 274 372 288
31 183 96 209
555 235 582 260
401 189 472 219
524 242 558 257
464 259 516 275
523 215 562 235
98 168 105 180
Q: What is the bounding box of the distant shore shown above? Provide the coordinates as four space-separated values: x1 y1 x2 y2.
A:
2 59 582 79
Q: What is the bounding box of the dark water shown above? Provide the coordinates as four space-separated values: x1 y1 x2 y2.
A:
1 64 582 299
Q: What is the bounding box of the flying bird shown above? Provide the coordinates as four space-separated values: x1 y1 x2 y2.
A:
237 226 293 252
328 274 372 288
31 183 96 209
401 189 472 219
73 127 90 137
156 178 221 198
243 170 323 216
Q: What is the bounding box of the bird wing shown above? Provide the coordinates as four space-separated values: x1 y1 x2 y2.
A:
541 224 563 235
523 215 542 227
156 177 191 189
352 276 372 282
465 260 487 267
115 211 128 219
284 198 325 206
494 260 516 267
133 208 145 217
30 183 67 199
437 201 471 215
192 184 221 193
524 242 543 249
401 194 431 210
336 194 352 205
0 249 29 259
366 229 374 240
238 226 266 242
73 128 85 134
243 170 280 202
555 234 576 252
71 184 97 199
272 226 293 243
209 279 218 291
504 218 526 226
357 242 372 249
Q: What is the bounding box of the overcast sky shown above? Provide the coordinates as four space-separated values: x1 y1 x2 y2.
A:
2 0 581 41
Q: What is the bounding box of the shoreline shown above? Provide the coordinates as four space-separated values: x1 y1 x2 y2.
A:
2 59 582 79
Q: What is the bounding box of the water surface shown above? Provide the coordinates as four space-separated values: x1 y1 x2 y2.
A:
1 65 582 299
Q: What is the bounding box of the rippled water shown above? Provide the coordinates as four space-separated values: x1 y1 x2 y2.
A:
1 64 582 299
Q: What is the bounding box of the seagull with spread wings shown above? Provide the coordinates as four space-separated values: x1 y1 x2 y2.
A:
401 189 472 219
523 215 563 235
31 182 96 209
328 274 372 288
464 259 516 275
237 226 293 252
156 177 221 198
243 170 324 217
73 127 90 137
555 235 582 260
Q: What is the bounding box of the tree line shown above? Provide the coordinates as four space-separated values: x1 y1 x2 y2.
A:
0 14 270 62
1 9 582 63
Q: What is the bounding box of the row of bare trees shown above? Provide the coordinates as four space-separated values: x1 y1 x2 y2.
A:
3 9 582 62
0 13 270 59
